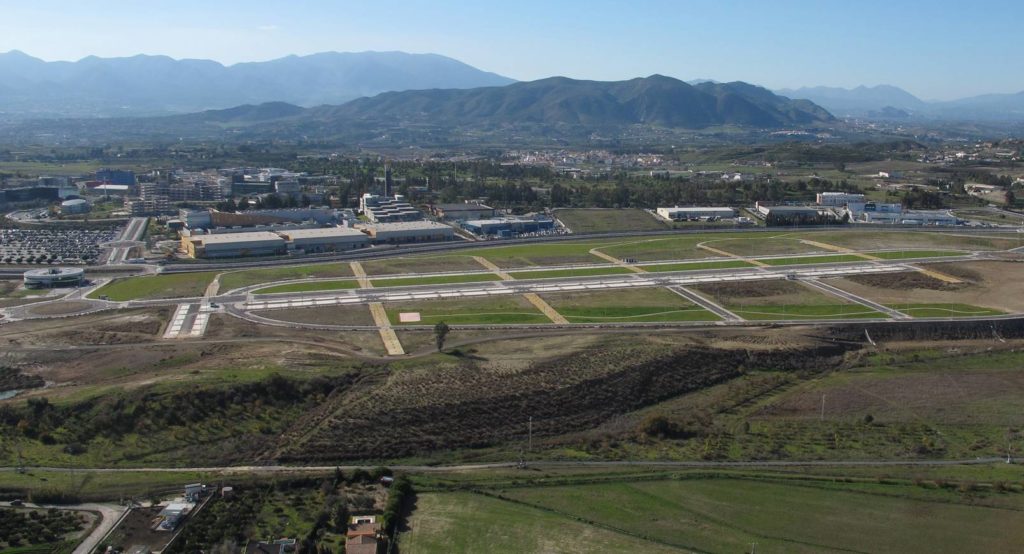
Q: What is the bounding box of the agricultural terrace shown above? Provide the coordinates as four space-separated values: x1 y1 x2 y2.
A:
88 272 217 301
540 288 720 323
385 295 549 325
693 279 882 320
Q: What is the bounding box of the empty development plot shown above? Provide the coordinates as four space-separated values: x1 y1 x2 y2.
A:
88 272 217 301
541 287 720 323
509 266 634 280
640 259 754 272
384 295 549 325
756 253 866 266
254 279 360 294
359 254 484 276
371 273 501 288
554 208 668 233
219 263 353 291
254 305 375 326
693 279 881 320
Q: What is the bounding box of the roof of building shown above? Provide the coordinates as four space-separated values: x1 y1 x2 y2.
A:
434 203 494 211
659 206 735 211
61 198 89 205
278 227 367 239
359 221 453 232
345 535 378 554
347 521 381 538
192 231 285 244
94 184 130 191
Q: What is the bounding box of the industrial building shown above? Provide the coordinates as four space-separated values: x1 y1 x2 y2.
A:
357 221 454 243
861 209 957 225
430 203 496 220
461 216 555 237
60 198 91 214
278 227 370 253
359 194 423 223
657 207 738 221
816 192 866 206
23 267 85 288
182 231 287 259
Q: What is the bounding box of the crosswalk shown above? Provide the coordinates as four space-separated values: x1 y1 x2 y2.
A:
163 303 214 339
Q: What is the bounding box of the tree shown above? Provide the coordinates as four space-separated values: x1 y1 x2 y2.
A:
434 321 450 352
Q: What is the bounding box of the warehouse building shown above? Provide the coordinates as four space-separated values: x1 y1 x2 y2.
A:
430 203 496 221
182 231 287 259
816 192 866 206
656 207 737 221
357 221 454 243
461 217 555 237
278 227 370 253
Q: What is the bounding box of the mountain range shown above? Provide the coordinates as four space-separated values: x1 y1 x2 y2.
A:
0 50 514 118
777 85 1024 120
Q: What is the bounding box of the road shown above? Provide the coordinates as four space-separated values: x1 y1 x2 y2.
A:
0 501 126 554
800 277 911 320
104 216 148 265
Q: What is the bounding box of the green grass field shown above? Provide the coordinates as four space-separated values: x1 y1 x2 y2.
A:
372 273 501 288
640 259 754 272
509 266 634 280
867 250 966 260
471 241 613 267
219 263 353 291
756 253 866 266
254 279 360 294
553 208 668 233
487 478 1024 554
360 255 484 275
542 287 720 323
731 304 882 320
385 296 549 325
87 272 217 301
886 303 1005 317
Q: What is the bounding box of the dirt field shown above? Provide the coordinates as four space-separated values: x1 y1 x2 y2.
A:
255 305 375 327
693 280 842 307
826 260 1024 312
26 300 97 316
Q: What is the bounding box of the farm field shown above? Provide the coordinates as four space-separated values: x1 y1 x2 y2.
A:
218 262 353 291
384 295 549 325
825 260 1024 313
488 478 1024 554
540 287 720 323
359 254 483 275
509 266 633 279
88 271 217 301
693 279 881 320
401 491 680 554
553 208 668 233
372 272 501 288
254 279 359 294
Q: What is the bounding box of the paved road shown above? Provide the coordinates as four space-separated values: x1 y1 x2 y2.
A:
0 501 126 554
800 278 911 320
668 285 742 321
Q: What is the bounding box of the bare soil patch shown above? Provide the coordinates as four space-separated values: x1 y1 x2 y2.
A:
27 300 97 316
257 305 375 327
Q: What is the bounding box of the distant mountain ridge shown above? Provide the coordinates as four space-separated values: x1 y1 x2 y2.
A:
777 84 1024 120
0 50 515 118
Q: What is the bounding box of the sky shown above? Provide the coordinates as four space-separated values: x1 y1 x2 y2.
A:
0 0 1021 100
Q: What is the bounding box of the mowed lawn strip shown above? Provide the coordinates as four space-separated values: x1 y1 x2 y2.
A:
640 259 754 272
254 279 360 294
385 296 549 325
372 273 501 288
755 253 866 266
360 254 485 275
542 287 720 323
884 303 1005 317
497 478 1024 554
219 263 353 291
401 491 680 554
553 208 669 233
509 266 634 280
867 250 965 260
88 272 218 301
729 304 883 320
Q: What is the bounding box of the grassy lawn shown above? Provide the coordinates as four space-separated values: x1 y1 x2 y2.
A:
542 287 720 323
493 478 1024 554
730 304 882 320
254 279 360 294
756 253 867 266
385 296 549 325
509 266 634 279
594 234 734 261
811 230 1020 251
372 273 501 288
219 263 353 291
867 250 966 260
87 272 217 301
886 303 1006 317
553 208 668 233
360 255 484 275
640 259 754 272
400 491 680 554
469 241 613 268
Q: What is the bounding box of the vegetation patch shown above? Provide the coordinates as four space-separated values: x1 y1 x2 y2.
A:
0 507 90 553
219 263 353 291
756 253 866 266
886 303 1005 317
542 288 720 323
868 250 965 260
640 259 754 272
87 272 218 301
509 266 633 279
254 279 360 294
372 273 501 288
554 208 668 233
385 296 548 326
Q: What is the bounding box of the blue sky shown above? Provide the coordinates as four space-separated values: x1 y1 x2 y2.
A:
0 0 1020 100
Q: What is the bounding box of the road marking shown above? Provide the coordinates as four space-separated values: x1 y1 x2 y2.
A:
369 302 405 356
668 286 743 321
912 265 963 284
472 256 513 280
698 244 770 267
589 248 647 273
522 292 569 324
350 261 373 288
798 239 881 261
163 304 193 339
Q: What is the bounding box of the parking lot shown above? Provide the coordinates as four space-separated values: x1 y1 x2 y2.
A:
0 228 119 265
